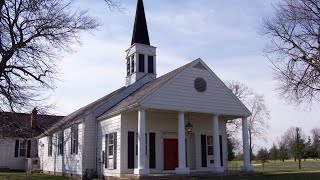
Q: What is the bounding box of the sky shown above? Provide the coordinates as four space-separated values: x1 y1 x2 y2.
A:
48 0 319 150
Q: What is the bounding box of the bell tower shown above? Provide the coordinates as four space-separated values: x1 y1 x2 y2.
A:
125 0 157 86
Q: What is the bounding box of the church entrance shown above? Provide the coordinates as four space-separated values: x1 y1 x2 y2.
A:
163 139 178 170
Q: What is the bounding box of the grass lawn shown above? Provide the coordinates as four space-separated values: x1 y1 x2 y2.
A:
0 172 69 180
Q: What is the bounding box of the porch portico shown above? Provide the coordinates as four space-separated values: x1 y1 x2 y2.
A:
122 108 253 176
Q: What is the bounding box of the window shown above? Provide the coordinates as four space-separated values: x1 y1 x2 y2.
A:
131 55 135 73
105 132 117 169
48 136 53 156
148 56 154 73
207 135 213 156
19 140 27 157
139 54 145 72
58 131 64 155
71 125 78 155
135 132 148 156
126 58 130 76
108 133 114 157
14 139 31 158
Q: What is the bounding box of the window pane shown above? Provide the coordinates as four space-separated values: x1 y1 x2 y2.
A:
109 134 114 145
148 56 154 73
207 136 213 146
139 54 145 72
109 145 114 156
20 140 26 157
208 146 213 155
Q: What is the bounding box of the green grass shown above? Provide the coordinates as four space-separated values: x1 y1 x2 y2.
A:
0 172 69 180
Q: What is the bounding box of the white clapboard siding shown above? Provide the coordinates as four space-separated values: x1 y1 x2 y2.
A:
0 138 35 170
97 115 121 177
38 123 83 176
141 60 250 117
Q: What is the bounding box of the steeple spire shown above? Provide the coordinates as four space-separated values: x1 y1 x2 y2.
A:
131 0 150 45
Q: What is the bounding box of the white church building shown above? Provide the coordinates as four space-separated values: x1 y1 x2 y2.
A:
37 0 254 179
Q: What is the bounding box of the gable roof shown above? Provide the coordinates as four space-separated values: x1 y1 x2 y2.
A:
43 87 127 135
41 58 250 136
98 60 196 118
99 58 251 119
0 112 63 138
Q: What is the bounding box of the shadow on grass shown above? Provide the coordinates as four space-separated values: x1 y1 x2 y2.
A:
0 172 69 180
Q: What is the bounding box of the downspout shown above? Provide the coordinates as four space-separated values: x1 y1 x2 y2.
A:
94 113 99 178
81 118 85 179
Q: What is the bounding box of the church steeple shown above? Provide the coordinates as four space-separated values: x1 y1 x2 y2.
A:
131 0 150 45
125 0 157 86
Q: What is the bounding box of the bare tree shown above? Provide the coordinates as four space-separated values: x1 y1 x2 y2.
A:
247 93 270 161
0 0 100 112
261 0 320 104
226 81 270 160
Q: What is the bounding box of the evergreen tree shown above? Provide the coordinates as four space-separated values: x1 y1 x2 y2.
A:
227 133 236 161
257 148 269 170
269 143 279 161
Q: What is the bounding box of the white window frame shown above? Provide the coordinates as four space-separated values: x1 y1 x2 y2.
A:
71 124 78 155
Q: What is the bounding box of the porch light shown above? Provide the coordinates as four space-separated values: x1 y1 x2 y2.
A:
185 122 193 133
185 113 193 133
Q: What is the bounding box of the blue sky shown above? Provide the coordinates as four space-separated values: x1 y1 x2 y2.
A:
50 0 319 150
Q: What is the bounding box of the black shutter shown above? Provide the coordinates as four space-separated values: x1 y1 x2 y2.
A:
105 134 108 169
148 56 154 73
201 135 207 167
113 132 117 169
14 140 19 157
139 54 145 72
71 127 74 154
219 135 223 167
128 131 135 169
61 132 64 155
149 132 156 169
75 126 78 154
27 140 31 158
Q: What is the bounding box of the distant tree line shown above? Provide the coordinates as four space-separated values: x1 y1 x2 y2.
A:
255 127 320 163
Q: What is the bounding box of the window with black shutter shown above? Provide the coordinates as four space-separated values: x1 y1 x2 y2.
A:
105 132 117 169
71 124 78 155
139 54 145 72
14 139 31 158
148 56 154 73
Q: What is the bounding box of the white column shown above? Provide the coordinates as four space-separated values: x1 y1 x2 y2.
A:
241 117 254 171
175 112 190 174
212 115 223 172
134 109 149 175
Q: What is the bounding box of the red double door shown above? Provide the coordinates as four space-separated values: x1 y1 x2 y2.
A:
163 139 187 170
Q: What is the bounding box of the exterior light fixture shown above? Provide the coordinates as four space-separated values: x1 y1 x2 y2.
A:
185 113 193 133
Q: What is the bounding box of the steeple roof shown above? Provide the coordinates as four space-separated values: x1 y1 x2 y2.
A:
131 0 150 45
